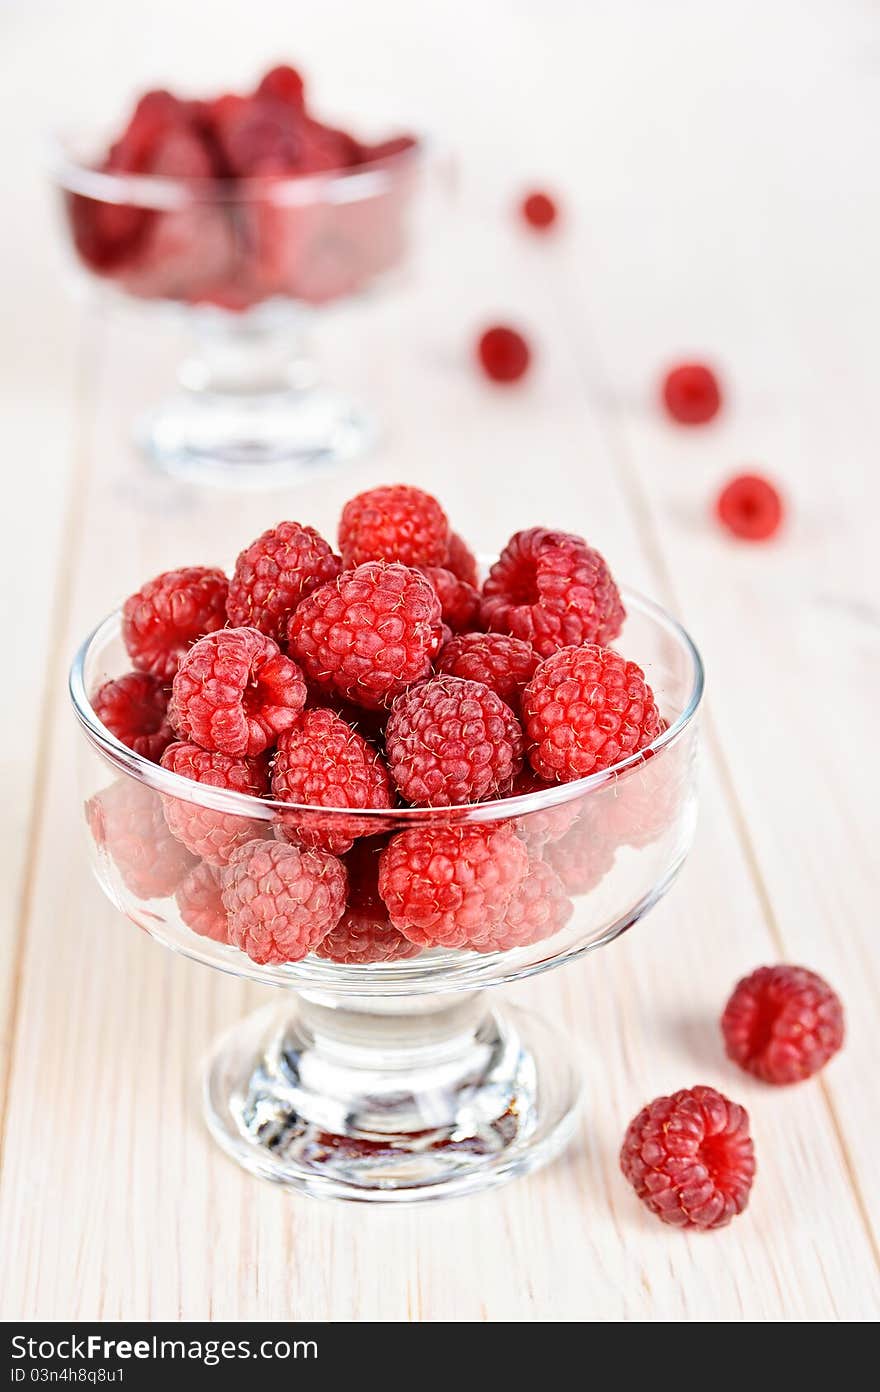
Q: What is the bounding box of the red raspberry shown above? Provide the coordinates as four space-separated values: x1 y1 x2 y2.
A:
543 808 616 894
270 708 395 854
435 632 539 714
521 191 558 231
721 965 844 1085
444 531 480 587
287 562 444 710
221 838 347 965
601 726 687 850
662 362 722 425
523 644 660 782
92 671 174 762
480 528 624 657
378 823 529 949
417 566 480 632
160 741 270 865
477 325 531 384
175 862 228 942
385 676 524 806
473 855 572 953
170 627 306 757
122 566 229 681
716 474 783 541
620 1086 756 1230
255 65 306 108
226 521 341 641
338 484 449 568
317 840 420 964
86 778 195 900
506 767 582 848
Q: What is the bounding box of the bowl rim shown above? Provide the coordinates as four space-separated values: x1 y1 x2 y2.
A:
69 584 704 822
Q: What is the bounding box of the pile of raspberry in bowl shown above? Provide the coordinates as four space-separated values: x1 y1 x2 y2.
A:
82 484 694 970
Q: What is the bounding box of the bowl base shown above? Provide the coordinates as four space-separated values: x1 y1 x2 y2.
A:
138 386 374 491
203 995 580 1203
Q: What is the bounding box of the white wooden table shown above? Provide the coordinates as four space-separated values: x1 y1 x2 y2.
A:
1 0 878 1321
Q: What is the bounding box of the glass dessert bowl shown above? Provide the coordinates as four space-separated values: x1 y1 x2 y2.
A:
69 585 703 1203
52 72 434 488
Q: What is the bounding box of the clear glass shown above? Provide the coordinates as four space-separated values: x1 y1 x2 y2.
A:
70 588 703 1202
52 130 441 489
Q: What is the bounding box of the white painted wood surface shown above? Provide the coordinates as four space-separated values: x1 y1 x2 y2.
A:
1 0 878 1321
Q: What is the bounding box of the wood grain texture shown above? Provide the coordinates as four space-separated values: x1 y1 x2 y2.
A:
0 0 878 1322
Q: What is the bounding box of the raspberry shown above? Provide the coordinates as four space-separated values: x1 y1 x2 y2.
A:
86 778 195 900
255 65 306 108
226 521 341 641
378 823 529 949
435 632 539 714
716 474 783 541
316 840 420 964
601 726 687 850
385 676 524 806
477 325 531 384
506 767 581 848
444 532 479 587
221 838 347 965
473 855 572 953
523 644 660 782
270 708 395 854
417 566 480 632
92 671 174 762
620 1086 756 1230
721 965 844 1085
338 484 449 568
521 191 558 231
175 862 228 942
662 362 721 425
480 528 624 657
160 741 270 865
287 562 444 710
543 808 616 894
170 627 306 756
122 566 229 681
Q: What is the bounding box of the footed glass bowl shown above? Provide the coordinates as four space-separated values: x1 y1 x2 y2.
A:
69 587 703 1202
53 131 434 488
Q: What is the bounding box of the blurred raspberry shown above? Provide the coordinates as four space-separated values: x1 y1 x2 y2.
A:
521 191 558 231
86 778 195 900
506 767 582 848
271 708 395 854
473 854 572 953
444 531 480 587
226 520 342 641
662 362 722 425
339 484 449 568
620 1086 755 1230
255 65 306 108
378 823 529 949
601 729 687 850
221 838 347 964
317 840 420 963
287 561 444 710
160 741 270 865
477 325 531 384
170 627 306 756
523 644 660 782
721 965 844 1085
92 671 174 762
716 474 783 541
417 566 480 632
435 631 539 714
175 862 228 942
481 528 624 657
386 676 524 806
122 566 229 682
543 807 616 895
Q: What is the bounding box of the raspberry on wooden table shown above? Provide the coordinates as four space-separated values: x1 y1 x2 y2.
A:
716 474 784 541
385 675 524 806
271 708 395 855
221 838 347 965
721 965 844 1085
416 566 480 632
286 561 444 710
523 643 660 783
480 528 624 657
339 484 449 568
317 839 421 964
661 362 722 425
378 823 529 949
170 627 306 757
86 778 195 900
444 532 480 588
175 861 228 942
435 632 539 714
92 671 174 762
122 566 229 681
521 190 558 231
477 325 531 383
159 741 270 865
226 520 342 641
620 1085 756 1230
